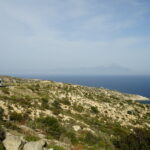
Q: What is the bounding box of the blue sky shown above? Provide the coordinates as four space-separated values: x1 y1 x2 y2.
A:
0 0 150 75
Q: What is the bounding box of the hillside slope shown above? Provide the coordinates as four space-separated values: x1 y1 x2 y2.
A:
0 76 150 150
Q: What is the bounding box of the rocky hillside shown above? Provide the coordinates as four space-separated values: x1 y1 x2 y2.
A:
0 76 150 150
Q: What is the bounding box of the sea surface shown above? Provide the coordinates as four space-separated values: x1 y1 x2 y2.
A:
18 75 150 99
137 100 150 104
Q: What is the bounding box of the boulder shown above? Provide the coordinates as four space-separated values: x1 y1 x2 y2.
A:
73 125 81 131
23 140 46 150
3 133 25 150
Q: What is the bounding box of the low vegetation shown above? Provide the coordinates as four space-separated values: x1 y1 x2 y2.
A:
36 116 64 139
24 135 40 142
0 76 149 150
0 128 5 150
114 128 150 150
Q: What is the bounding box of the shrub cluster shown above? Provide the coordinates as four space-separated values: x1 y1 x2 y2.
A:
0 128 5 142
51 100 62 115
9 112 29 123
41 98 50 109
37 116 64 139
0 107 4 121
73 104 83 113
0 87 10 94
60 98 71 106
0 143 5 150
0 128 5 150
90 106 99 114
24 135 40 142
114 128 150 150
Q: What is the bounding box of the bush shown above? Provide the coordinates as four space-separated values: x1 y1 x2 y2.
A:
114 128 150 150
0 128 5 142
61 99 71 106
4 122 21 131
0 143 5 150
65 130 78 144
1 88 9 94
0 107 4 120
52 100 61 109
91 106 99 114
37 116 64 139
52 100 62 115
9 112 24 122
84 132 99 145
24 135 40 142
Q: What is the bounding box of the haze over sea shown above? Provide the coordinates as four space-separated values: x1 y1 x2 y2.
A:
18 75 150 98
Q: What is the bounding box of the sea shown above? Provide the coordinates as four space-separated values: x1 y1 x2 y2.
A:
17 75 150 100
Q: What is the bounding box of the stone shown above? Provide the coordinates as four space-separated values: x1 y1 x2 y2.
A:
73 125 81 131
3 132 25 150
23 140 46 150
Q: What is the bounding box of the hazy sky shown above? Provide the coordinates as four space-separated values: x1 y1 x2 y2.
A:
0 0 150 75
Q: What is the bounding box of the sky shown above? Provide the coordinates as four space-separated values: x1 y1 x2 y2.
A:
0 0 150 75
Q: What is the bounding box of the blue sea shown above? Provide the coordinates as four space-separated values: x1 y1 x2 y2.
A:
17 75 150 99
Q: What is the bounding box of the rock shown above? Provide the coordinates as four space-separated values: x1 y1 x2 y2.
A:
23 140 46 150
38 133 46 139
73 125 81 131
3 132 25 150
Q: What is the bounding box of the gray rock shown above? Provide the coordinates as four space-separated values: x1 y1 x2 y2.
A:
3 133 25 150
23 140 46 150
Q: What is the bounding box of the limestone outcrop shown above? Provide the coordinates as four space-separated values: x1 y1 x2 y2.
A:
3 133 25 150
3 133 46 150
23 140 46 150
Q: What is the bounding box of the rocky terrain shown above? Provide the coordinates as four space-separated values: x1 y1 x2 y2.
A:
0 76 150 150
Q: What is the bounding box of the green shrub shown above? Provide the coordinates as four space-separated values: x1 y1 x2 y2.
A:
52 100 62 115
34 84 40 91
52 100 61 109
114 128 150 150
83 132 99 145
1 88 10 94
41 98 49 109
126 100 133 105
61 99 71 106
9 112 24 122
24 135 40 142
4 122 21 131
37 116 64 139
127 110 136 115
0 128 5 142
90 106 99 114
9 96 31 107
27 84 40 91
65 130 78 144
0 143 5 150
0 107 4 120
